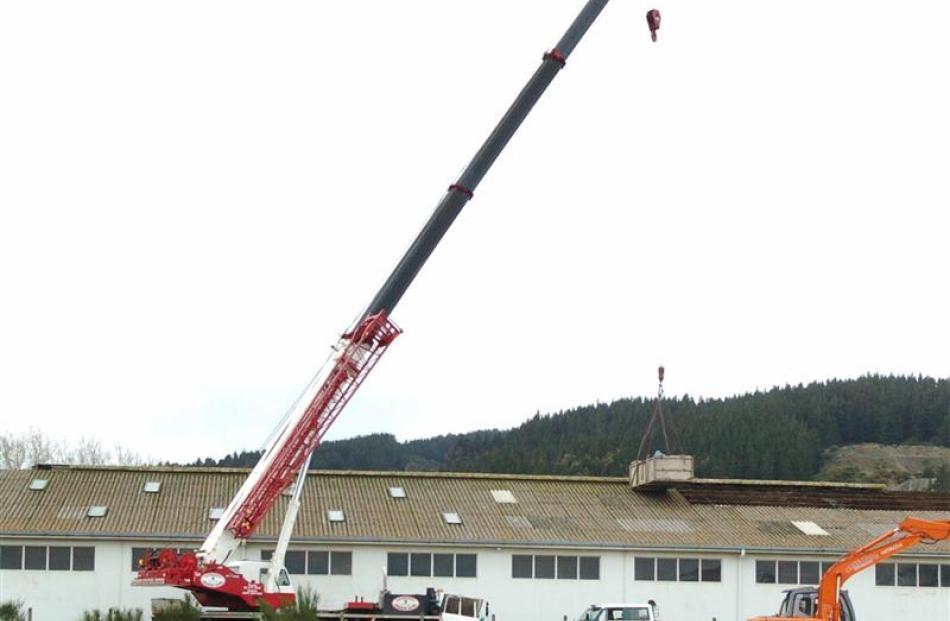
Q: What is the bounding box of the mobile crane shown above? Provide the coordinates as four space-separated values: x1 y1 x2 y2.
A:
134 0 661 613
748 517 950 621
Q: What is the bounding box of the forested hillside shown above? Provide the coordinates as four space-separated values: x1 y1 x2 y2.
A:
194 375 950 481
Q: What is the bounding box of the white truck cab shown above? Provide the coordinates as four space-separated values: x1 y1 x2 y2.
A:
580 603 658 621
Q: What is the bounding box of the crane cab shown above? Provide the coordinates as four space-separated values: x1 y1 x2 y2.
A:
221 559 296 596
777 588 856 621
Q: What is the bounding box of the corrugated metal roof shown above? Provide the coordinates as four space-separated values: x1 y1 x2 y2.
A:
2 466 949 555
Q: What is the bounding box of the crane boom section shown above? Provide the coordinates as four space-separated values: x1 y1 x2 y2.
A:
222 314 400 544
364 0 609 317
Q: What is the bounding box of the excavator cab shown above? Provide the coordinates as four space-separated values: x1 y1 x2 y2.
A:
777 588 856 621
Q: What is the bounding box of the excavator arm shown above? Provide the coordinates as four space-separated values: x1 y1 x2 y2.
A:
750 517 950 621
814 517 950 621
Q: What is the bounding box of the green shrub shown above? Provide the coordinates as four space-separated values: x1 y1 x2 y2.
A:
151 597 202 621
79 610 143 621
260 587 319 621
0 601 26 621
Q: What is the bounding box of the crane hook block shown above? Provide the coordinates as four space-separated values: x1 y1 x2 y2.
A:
646 9 661 42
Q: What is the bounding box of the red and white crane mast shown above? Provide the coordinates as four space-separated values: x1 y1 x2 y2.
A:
135 0 659 611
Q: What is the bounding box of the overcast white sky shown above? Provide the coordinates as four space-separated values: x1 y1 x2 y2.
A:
1 0 948 464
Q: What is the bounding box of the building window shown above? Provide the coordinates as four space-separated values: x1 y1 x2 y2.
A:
49 547 70 571
634 556 719 583
875 562 950 588
756 560 777 584
389 552 473 578
263 549 350 576
701 559 722 582
434 553 454 577
24 546 46 570
72 546 95 571
331 551 352 576
535 555 555 579
308 551 329 575
657 558 677 581
411 553 432 577
557 556 578 580
0 546 22 570
387 552 409 576
919 564 939 587
778 560 798 584
897 563 917 587
679 559 699 582
800 561 820 585
512 555 533 578
757 559 848 585
131 548 146 572
285 551 306 575
635 557 655 581
580 556 601 580
511 554 594 580
455 554 477 578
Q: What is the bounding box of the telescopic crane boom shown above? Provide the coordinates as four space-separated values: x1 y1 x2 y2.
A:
135 0 657 611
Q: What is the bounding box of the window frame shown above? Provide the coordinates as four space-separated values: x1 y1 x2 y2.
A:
387 552 409 577
534 555 555 579
579 556 600 580
330 551 352 576
657 557 677 581
48 546 70 571
0 546 23 570
512 554 533 579
308 551 329 575
455 553 477 578
701 558 721 582
634 557 656 581
72 546 95 571
557 555 578 580
756 560 777 584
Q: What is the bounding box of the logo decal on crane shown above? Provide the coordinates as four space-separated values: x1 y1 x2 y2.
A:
391 596 421 612
199 572 226 588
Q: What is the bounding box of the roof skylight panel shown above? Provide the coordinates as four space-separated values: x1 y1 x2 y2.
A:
491 489 517 503
792 520 829 536
87 506 108 518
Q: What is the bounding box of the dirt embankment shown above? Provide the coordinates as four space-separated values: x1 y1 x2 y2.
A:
819 443 950 487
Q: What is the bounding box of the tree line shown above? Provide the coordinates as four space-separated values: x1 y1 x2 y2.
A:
0 428 147 470
193 374 950 481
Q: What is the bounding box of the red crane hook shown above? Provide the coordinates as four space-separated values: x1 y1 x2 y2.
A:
646 9 661 42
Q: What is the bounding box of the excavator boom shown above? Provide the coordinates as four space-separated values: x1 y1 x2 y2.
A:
749 517 950 621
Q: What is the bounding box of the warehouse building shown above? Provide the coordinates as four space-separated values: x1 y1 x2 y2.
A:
2 464 950 621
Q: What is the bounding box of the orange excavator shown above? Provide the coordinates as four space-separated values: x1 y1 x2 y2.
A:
749 517 950 621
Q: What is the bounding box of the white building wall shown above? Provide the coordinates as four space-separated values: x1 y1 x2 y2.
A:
3 540 950 621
